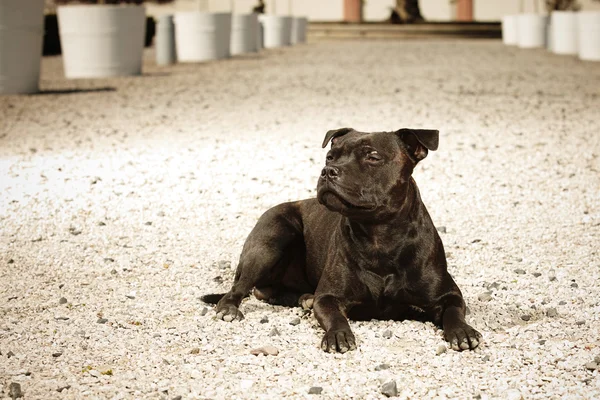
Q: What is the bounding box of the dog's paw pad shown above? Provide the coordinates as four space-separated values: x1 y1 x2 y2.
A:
299 294 315 310
445 324 482 351
215 305 244 322
302 298 314 310
321 329 356 353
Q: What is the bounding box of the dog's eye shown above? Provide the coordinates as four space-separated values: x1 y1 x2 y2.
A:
367 151 382 162
326 154 334 162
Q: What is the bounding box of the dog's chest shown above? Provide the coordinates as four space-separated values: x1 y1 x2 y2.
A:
348 267 426 321
359 268 422 305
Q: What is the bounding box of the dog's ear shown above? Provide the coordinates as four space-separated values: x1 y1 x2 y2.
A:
395 128 439 161
322 127 353 148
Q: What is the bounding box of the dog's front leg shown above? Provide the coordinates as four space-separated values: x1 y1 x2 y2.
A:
313 294 356 353
440 296 482 351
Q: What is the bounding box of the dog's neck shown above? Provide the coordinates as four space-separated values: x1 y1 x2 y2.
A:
342 178 422 247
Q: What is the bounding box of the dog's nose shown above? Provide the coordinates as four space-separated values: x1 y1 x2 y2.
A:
321 166 339 179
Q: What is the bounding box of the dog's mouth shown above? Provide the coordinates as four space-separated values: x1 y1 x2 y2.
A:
318 188 375 213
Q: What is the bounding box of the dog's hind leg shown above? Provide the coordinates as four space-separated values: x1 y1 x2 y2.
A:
213 202 303 322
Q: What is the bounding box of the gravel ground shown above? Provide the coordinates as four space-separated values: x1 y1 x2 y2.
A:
1 40 599 399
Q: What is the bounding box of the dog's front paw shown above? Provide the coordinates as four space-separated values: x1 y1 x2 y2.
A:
321 329 357 353
444 323 482 351
215 304 244 322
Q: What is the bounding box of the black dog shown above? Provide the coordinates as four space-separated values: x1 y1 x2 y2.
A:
202 128 481 353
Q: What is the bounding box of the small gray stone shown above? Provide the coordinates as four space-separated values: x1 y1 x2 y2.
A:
478 292 493 302
54 316 69 321
532 272 542 277
97 221 106 226
482 355 491 362
437 226 447 233
538 340 546 345
189 348 200 355
199 307 208 316
308 386 323 395
436 345 447 355
559 301 567 305
570 282 579 288
520 314 531 321
514 268 526 275
172 396 182 400
576 320 585 326
9 382 23 399
546 308 558 318
381 380 398 397
217 260 231 269
548 269 557 281
260 316 269 324
585 362 598 371
374 363 390 371
153 333 161 338
52 352 62 357
157 211 166 217
144 221 152 226
56 385 71 393
7 351 15 358
59 297 67 305
269 327 280 336
97 318 108 324
289 318 301 326
594 355 600 364
382 329 393 339
8 259 14 264
88 369 100 378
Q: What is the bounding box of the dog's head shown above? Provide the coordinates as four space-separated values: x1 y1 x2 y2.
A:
316 127 439 219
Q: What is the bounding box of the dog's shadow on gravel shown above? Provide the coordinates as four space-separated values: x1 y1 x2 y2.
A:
31 87 117 96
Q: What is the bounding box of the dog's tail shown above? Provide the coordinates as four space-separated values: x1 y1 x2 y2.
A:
200 293 226 304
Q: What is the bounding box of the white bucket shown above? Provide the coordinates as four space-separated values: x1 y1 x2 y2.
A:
517 14 547 49
156 15 176 66
501 15 518 45
291 17 308 44
57 5 146 78
546 22 553 51
551 11 577 55
257 20 263 51
231 13 259 55
0 0 44 94
174 12 232 62
577 11 600 61
259 15 293 48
